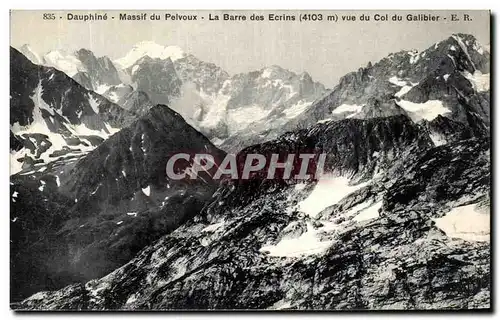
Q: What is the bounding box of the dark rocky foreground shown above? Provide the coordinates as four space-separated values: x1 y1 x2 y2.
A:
12 115 490 310
10 105 225 301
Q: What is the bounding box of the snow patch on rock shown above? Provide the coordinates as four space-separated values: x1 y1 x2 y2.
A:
142 186 151 197
202 221 225 233
463 71 490 92
434 203 489 242
397 100 450 121
389 76 407 87
353 201 383 222
226 105 272 134
259 223 332 257
408 50 420 64
298 175 368 217
333 104 364 115
430 133 447 146
95 84 111 95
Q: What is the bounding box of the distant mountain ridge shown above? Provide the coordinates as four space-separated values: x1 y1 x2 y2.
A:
18 44 122 93
17 42 328 151
282 33 490 140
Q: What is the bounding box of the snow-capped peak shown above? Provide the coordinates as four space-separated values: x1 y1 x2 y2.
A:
43 50 85 76
260 65 288 79
114 41 186 69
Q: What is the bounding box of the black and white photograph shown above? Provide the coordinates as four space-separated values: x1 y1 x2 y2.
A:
8 9 491 311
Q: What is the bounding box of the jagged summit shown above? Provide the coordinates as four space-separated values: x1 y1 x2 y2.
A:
114 41 186 69
280 33 490 141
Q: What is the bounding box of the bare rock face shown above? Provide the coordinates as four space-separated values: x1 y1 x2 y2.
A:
74 48 122 91
10 104 225 302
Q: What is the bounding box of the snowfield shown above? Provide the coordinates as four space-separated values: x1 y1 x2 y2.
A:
434 203 490 242
114 41 186 69
463 70 490 92
226 105 272 133
283 100 313 119
259 222 333 257
397 99 450 121
142 186 151 197
389 76 407 87
332 104 364 118
389 77 416 98
297 175 368 217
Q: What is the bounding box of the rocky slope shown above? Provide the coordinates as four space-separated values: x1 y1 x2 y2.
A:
10 47 135 175
13 114 490 310
10 104 225 302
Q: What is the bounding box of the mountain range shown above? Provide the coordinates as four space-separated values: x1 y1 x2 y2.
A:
10 33 490 310
18 42 327 151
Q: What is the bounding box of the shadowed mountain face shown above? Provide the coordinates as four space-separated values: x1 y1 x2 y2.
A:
10 47 135 175
15 34 489 153
112 55 327 150
11 34 490 310
13 114 490 310
10 47 131 129
10 104 226 301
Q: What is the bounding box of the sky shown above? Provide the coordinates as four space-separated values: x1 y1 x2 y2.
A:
10 10 490 87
